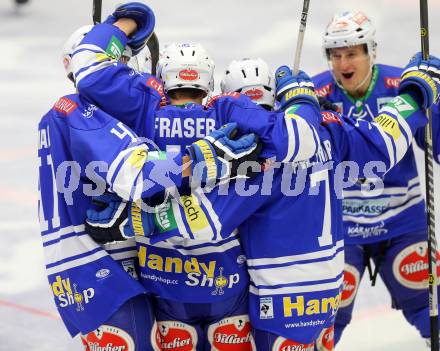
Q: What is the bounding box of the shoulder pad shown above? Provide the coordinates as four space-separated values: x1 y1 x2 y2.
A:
321 111 343 126
53 97 78 115
205 92 241 109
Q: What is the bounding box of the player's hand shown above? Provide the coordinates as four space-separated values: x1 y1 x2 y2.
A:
275 66 319 111
186 123 262 184
85 193 154 244
399 52 440 109
104 2 155 55
318 96 339 112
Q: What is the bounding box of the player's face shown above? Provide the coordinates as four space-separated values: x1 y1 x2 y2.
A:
329 45 371 95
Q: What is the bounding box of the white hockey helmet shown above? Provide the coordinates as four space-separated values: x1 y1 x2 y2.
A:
127 45 152 73
156 43 215 94
323 11 377 61
221 58 275 109
62 25 93 82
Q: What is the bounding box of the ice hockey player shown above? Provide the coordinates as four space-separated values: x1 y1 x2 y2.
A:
107 50 440 350
81 8 440 351
221 58 336 351
312 11 440 346
221 58 276 111
138 42 257 350
38 23 261 350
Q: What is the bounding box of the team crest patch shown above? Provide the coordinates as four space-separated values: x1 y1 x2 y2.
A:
81 325 135 351
340 264 360 308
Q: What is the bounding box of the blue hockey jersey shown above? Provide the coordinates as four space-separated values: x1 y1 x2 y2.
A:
71 23 326 312
37 93 184 336
137 103 249 303
70 23 430 342
72 24 322 163
313 65 430 244
147 95 429 342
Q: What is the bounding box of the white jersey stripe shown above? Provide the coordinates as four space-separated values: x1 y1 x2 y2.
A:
249 276 343 296
248 250 344 287
247 239 343 267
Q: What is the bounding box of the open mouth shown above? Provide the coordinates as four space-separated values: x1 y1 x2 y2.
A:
342 72 354 79
342 72 354 80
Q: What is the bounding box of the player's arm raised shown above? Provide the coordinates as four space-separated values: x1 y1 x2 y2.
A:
210 67 322 163
71 3 162 130
327 52 440 175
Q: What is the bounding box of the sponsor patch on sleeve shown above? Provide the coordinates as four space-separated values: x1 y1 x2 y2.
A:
374 114 401 139
146 77 166 104
205 92 241 108
105 35 124 60
53 97 78 115
321 111 343 126
384 77 401 88
315 83 332 97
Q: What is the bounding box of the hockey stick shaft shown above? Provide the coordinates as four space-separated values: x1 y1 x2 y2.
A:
420 1 439 350
93 0 102 24
293 0 310 74
147 32 159 76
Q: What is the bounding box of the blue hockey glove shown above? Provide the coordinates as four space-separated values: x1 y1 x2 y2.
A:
186 123 262 184
399 52 440 109
85 193 154 244
104 2 155 55
275 66 319 111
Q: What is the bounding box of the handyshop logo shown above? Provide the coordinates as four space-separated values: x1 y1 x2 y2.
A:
283 293 341 317
138 247 241 291
51 275 95 311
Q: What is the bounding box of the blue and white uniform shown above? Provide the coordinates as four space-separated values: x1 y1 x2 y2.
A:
313 64 440 343
71 23 324 350
148 95 428 346
38 93 184 348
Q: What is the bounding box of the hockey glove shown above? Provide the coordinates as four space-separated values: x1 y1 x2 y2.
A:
275 66 319 111
85 193 154 244
399 52 440 109
104 2 155 55
186 123 262 184
318 96 339 112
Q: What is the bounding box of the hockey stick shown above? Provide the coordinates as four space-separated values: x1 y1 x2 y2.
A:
146 32 159 76
92 0 102 24
419 1 439 350
292 0 310 74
